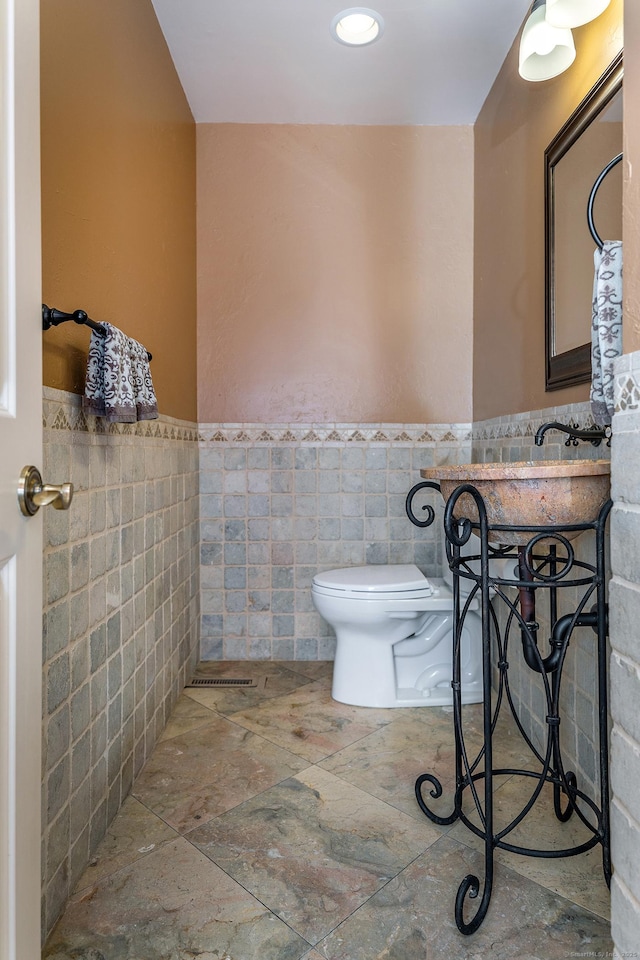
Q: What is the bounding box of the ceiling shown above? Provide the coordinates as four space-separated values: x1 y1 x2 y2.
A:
150 0 532 126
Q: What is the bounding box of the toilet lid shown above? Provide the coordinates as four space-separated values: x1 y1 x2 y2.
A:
313 564 432 594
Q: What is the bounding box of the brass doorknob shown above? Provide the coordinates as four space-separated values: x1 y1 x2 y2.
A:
18 465 74 516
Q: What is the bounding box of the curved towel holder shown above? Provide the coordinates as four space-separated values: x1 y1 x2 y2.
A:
587 152 623 250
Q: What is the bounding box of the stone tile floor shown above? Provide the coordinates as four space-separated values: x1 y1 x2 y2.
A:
44 661 612 959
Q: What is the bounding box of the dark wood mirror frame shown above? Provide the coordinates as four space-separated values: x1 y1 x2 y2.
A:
545 51 623 391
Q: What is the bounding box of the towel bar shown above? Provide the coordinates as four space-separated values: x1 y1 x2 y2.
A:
587 153 622 250
42 304 152 361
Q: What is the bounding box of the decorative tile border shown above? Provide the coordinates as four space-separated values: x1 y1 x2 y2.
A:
43 394 472 446
614 351 640 414
43 386 199 441
198 422 473 445
473 400 601 443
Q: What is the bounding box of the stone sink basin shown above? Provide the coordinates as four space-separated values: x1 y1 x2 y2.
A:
420 460 611 544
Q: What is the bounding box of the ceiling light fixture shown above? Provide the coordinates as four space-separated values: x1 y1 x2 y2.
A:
519 0 576 82
330 8 384 46
545 0 611 29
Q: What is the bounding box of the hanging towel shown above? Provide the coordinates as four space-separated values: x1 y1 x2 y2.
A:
590 240 623 426
83 323 158 423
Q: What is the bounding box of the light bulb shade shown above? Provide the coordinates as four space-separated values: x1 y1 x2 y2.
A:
330 8 384 46
519 4 576 81
545 0 611 28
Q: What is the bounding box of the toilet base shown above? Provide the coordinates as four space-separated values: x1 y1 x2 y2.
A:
331 680 483 709
330 632 398 708
328 603 484 709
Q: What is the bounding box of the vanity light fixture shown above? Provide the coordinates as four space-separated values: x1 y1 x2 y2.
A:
519 0 576 82
545 0 611 29
330 8 384 46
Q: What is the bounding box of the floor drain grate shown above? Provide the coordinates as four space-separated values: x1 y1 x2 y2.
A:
186 677 257 688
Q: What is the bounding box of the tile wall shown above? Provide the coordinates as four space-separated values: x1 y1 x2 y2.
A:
609 352 640 952
473 399 611 806
41 387 200 934
198 422 472 660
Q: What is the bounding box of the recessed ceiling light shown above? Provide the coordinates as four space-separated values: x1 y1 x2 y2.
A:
330 8 384 47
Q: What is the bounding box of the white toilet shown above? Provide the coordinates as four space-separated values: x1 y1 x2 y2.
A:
312 539 495 709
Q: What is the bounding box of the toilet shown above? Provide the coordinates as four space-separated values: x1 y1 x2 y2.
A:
311 537 500 709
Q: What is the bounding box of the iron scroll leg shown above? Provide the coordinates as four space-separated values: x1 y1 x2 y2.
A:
454 518 496 934
455 866 494 937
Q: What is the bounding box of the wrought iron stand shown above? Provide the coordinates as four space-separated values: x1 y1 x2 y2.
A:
410 481 612 935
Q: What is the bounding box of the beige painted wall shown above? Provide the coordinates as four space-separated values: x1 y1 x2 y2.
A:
41 0 198 422
197 124 474 424
473 0 623 421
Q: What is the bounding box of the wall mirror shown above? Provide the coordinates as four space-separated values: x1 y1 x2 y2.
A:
545 52 623 390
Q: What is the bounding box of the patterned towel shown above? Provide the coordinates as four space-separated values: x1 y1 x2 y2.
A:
590 240 623 426
83 323 158 423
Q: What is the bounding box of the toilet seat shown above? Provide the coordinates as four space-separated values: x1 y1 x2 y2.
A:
312 563 433 602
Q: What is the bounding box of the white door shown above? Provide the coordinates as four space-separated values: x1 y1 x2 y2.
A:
0 0 43 957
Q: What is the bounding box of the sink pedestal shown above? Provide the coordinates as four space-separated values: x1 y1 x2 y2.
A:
410 479 612 936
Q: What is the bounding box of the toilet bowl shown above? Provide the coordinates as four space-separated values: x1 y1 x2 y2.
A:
312 560 485 709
